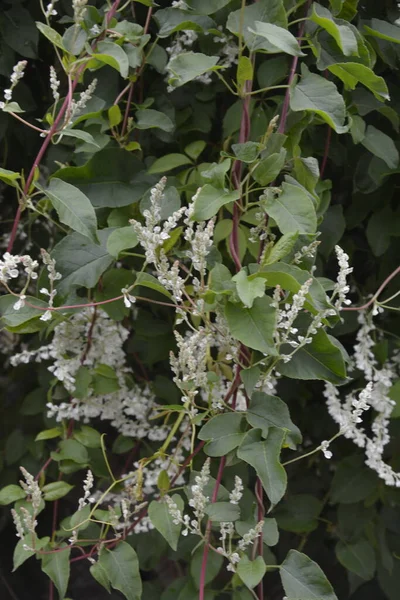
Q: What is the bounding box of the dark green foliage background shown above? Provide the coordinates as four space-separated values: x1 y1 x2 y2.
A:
0 0 400 599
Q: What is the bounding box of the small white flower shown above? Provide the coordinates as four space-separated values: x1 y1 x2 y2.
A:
4 89 12 101
122 288 136 308
45 1 58 18
13 295 26 311
40 310 53 322
320 440 333 459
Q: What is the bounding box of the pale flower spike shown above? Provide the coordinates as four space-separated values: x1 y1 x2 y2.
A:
0 60 27 109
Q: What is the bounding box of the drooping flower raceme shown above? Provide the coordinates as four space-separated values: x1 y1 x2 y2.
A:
324 310 400 486
0 60 27 109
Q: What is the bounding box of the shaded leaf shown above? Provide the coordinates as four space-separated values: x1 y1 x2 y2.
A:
237 428 287 506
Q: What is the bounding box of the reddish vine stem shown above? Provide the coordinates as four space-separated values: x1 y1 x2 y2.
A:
7 0 122 253
277 0 312 135
343 264 400 312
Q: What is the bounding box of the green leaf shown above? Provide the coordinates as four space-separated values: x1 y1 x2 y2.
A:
224 296 278 356
0 294 49 331
237 56 254 92
42 481 74 501
201 159 231 187
154 8 214 38
148 153 192 174
257 263 332 314
148 494 184 550
135 272 172 299
73 426 102 448
2 5 38 58
263 232 299 265
328 63 389 101
58 128 101 148
167 52 219 88
108 105 122 127
14 536 49 571
240 366 261 398
184 140 207 160
192 184 240 220
199 413 245 457
35 427 62 441
227 0 287 53
290 65 348 133
330 455 379 504
232 269 266 308
90 561 111 593
63 26 87 55
361 125 399 169
90 41 130 77
53 148 143 208
0 167 21 188
51 230 114 295
280 549 338 600
336 538 376 580
42 545 71 599
51 439 89 464
135 109 174 133
106 226 139 257
190 545 223 588
97 542 142 600
232 142 261 163
279 330 347 385
186 0 232 14
246 392 302 449
36 22 65 50
38 178 98 244
257 56 290 89
249 22 304 56
1 101 25 114
265 183 317 234
237 555 266 589
205 501 241 522
275 495 323 533
310 3 358 56
0 485 26 505
363 18 400 44
252 149 287 186
237 428 287 507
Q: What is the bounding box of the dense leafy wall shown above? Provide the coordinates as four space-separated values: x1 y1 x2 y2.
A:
0 1 400 599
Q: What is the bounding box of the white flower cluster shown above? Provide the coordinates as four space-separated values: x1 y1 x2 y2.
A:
166 458 211 536
217 520 264 572
274 279 313 347
170 327 211 408
0 252 38 284
184 190 215 279
38 248 62 321
67 79 97 125
49 66 60 103
130 179 215 309
72 0 88 24
165 26 238 92
78 469 94 510
0 60 27 110
332 245 353 309
44 1 58 18
11 467 42 544
293 240 320 265
324 310 400 486
11 308 168 442
19 466 42 512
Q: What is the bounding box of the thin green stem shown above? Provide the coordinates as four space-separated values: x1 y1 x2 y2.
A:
101 434 116 482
